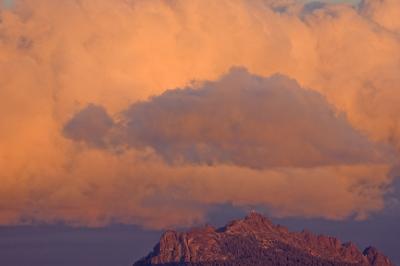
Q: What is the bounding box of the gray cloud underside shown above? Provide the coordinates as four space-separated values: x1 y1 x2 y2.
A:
64 68 384 169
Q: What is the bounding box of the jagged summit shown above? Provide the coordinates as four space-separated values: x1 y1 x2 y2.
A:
133 212 394 266
244 210 274 225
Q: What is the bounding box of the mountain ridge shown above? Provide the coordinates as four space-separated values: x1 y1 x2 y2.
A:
133 212 394 266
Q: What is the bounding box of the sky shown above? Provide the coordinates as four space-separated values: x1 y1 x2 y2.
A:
0 0 399 265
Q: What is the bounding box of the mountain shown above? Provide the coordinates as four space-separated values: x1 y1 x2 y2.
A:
133 212 394 266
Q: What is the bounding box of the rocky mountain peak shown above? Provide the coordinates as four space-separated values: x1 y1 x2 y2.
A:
134 212 395 266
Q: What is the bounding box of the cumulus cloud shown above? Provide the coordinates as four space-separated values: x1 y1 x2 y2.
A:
66 68 385 169
0 147 390 228
63 104 114 147
360 0 400 33
0 0 399 228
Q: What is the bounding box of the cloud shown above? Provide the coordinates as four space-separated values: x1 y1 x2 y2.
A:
0 0 399 228
0 147 390 228
63 104 114 147
360 0 400 33
66 68 385 169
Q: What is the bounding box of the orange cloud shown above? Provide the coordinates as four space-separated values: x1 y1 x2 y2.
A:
360 0 400 33
0 0 399 228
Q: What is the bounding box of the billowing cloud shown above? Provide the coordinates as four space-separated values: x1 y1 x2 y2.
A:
0 0 399 228
360 0 400 33
64 104 114 147
66 68 384 169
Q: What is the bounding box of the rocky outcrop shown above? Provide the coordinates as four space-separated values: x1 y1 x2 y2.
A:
134 212 394 266
363 247 394 266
